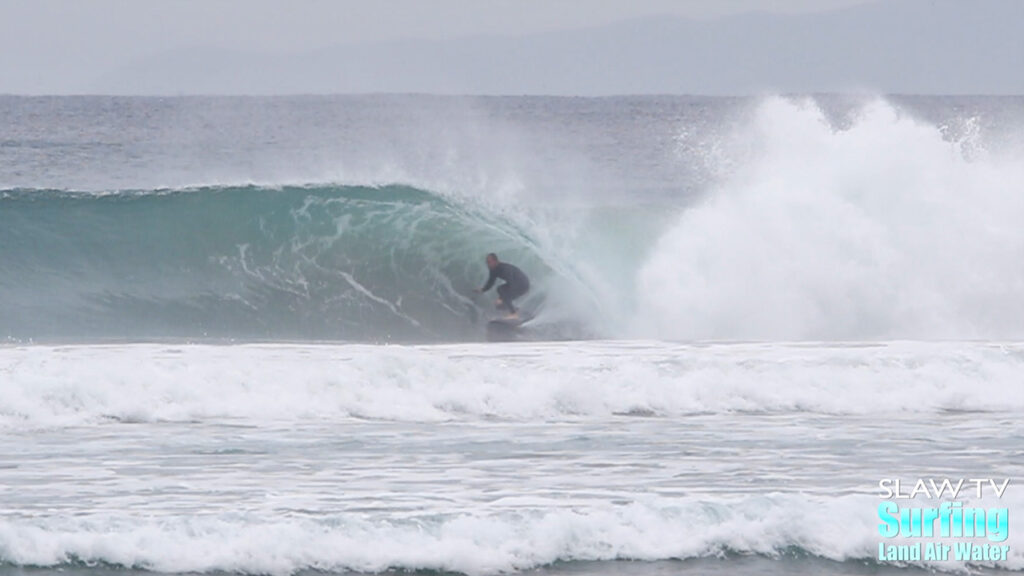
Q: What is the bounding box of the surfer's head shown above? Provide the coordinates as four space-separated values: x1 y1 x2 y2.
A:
486 253 499 269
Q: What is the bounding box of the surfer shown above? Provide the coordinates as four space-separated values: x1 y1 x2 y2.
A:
475 253 530 319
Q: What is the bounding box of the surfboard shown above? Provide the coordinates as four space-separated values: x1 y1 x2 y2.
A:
485 313 533 341
488 316 527 328
489 310 533 326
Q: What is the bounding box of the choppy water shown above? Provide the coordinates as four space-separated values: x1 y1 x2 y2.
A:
1 341 1023 575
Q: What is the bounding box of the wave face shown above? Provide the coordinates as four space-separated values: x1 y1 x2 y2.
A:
0 185 589 342
4 96 1024 342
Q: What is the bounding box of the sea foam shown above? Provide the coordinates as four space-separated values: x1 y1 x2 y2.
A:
0 341 1021 430
1 492 1021 574
637 98 1024 340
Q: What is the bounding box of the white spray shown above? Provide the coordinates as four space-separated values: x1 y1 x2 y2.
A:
636 97 1024 341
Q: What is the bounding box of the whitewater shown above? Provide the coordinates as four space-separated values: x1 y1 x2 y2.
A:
2 94 1024 575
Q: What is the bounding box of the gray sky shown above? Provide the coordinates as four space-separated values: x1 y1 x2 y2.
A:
1 0 1020 95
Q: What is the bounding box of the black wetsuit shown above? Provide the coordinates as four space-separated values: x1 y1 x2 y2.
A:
481 262 530 314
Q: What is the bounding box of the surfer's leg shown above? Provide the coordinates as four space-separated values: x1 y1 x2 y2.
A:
497 284 516 314
508 283 529 310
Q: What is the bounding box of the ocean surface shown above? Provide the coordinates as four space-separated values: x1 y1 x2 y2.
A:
2 94 1024 575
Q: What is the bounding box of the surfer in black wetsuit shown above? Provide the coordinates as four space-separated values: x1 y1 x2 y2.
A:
475 253 530 318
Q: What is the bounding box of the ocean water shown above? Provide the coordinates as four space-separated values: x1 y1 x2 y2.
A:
2 94 1024 575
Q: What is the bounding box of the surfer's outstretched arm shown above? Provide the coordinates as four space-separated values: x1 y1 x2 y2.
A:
478 269 498 292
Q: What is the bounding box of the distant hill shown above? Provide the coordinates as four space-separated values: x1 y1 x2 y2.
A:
94 0 1024 95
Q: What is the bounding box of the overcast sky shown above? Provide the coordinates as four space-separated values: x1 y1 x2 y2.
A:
1 0 1020 95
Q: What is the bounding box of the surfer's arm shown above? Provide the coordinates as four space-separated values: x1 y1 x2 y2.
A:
480 269 498 292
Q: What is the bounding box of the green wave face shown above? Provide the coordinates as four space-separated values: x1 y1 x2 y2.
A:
1 185 593 342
